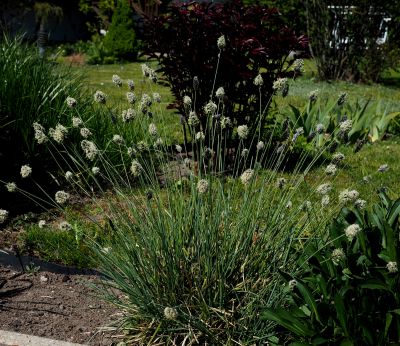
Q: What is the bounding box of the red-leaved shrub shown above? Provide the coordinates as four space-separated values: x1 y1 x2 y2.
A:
143 0 308 140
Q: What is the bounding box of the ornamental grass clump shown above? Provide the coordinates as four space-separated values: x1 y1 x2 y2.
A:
6 36 365 344
0 34 160 215
21 97 350 343
40 136 342 343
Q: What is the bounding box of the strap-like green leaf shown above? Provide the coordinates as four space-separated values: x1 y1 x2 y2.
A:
382 221 396 259
359 279 390 291
262 308 314 337
385 312 393 337
296 280 321 324
388 198 400 227
334 293 348 336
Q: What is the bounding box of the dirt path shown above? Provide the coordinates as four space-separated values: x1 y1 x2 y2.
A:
0 266 120 345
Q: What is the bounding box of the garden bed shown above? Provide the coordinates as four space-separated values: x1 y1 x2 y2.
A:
0 265 119 345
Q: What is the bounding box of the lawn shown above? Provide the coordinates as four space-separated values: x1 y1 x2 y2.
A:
277 60 400 112
72 60 183 144
77 59 400 108
73 59 400 144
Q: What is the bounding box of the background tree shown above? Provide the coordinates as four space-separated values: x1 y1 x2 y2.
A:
34 2 63 55
305 0 400 82
102 0 138 61
243 0 307 36
34 2 63 33
78 0 115 32
78 0 169 34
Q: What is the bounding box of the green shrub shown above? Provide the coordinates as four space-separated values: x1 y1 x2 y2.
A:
103 0 138 61
263 191 400 344
53 37 119 65
56 40 94 57
84 34 117 65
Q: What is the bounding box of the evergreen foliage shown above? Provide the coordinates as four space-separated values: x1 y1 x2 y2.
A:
103 0 138 61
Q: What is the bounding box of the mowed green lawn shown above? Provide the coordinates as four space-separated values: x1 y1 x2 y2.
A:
275 60 400 112
309 138 400 203
73 60 182 143
72 59 400 201
74 58 400 121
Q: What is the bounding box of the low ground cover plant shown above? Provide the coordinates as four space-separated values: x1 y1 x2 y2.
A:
263 191 400 344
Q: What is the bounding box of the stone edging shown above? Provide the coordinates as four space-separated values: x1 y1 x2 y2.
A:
0 330 87 346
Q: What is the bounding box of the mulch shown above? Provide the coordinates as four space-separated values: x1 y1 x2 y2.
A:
0 266 121 345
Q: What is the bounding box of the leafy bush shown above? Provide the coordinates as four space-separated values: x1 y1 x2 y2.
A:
263 191 400 345
56 35 119 65
243 0 307 36
51 33 127 65
103 0 138 61
143 0 307 143
55 40 92 57
85 34 116 65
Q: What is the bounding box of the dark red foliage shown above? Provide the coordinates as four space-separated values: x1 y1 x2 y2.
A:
142 0 308 136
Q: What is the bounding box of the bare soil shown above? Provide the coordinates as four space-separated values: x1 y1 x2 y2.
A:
0 266 120 345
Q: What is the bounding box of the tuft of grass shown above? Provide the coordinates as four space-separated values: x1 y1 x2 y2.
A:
22 225 95 268
18 137 399 270
19 205 115 268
